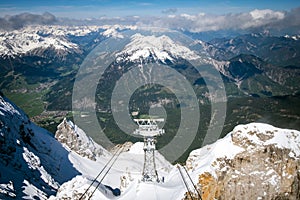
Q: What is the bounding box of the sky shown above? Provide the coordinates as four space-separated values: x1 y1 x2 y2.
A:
0 1 299 35
0 0 300 18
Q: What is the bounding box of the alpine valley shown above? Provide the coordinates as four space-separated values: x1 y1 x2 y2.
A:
0 24 300 199
1 25 299 148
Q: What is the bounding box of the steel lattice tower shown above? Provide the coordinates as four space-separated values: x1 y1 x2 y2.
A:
133 119 165 182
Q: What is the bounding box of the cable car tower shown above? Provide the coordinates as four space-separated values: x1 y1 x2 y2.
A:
133 118 165 182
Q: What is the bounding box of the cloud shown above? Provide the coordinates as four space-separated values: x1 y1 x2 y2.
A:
135 8 300 34
249 9 284 20
265 7 300 34
162 8 178 14
1 8 299 35
73 7 299 35
0 12 57 30
138 2 153 6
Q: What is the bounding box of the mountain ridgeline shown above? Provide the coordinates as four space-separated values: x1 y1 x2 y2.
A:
0 25 299 156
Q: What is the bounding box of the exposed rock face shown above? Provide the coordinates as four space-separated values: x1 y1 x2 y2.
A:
55 118 107 160
186 123 300 200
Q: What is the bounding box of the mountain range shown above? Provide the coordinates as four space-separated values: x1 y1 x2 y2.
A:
0 2 299 198
0 24 299 161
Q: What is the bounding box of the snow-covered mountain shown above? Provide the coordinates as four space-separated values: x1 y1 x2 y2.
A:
0 26 81 59
186 123 300 199
0 25 135 59
1 25 300 199
115 33 200 63
50 122 300 200
0 94 172 199
0 93 81 199
1 93 300 199
1 25 299 105
111 32 300 96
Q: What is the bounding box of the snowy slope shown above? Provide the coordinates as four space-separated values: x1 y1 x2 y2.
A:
0 93 177 199
50 122 300 200
116 33 200 63
50 140 175 200
48 120 181 200
0 94 81 199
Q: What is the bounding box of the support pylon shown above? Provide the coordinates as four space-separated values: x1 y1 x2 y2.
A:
133 119 164 182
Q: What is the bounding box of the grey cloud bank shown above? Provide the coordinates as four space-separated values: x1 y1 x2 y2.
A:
0 12 57 30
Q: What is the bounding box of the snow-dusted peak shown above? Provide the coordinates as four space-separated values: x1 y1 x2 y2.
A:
0 26 80 58
0 25 142 58
186 122 300 179
101 28 124 38
187 123 300 168
100 25 136 38
231 123 300 157
284 34 300 41
185 123 300 199
116 33 199 63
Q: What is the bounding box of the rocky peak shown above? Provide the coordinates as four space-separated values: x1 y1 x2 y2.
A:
186 123 300 200
55 118 108 161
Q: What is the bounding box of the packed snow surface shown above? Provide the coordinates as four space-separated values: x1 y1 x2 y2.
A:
51 122 300 200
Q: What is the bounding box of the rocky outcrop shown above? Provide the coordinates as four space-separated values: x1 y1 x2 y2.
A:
55 118 107 160
186 123 300 200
